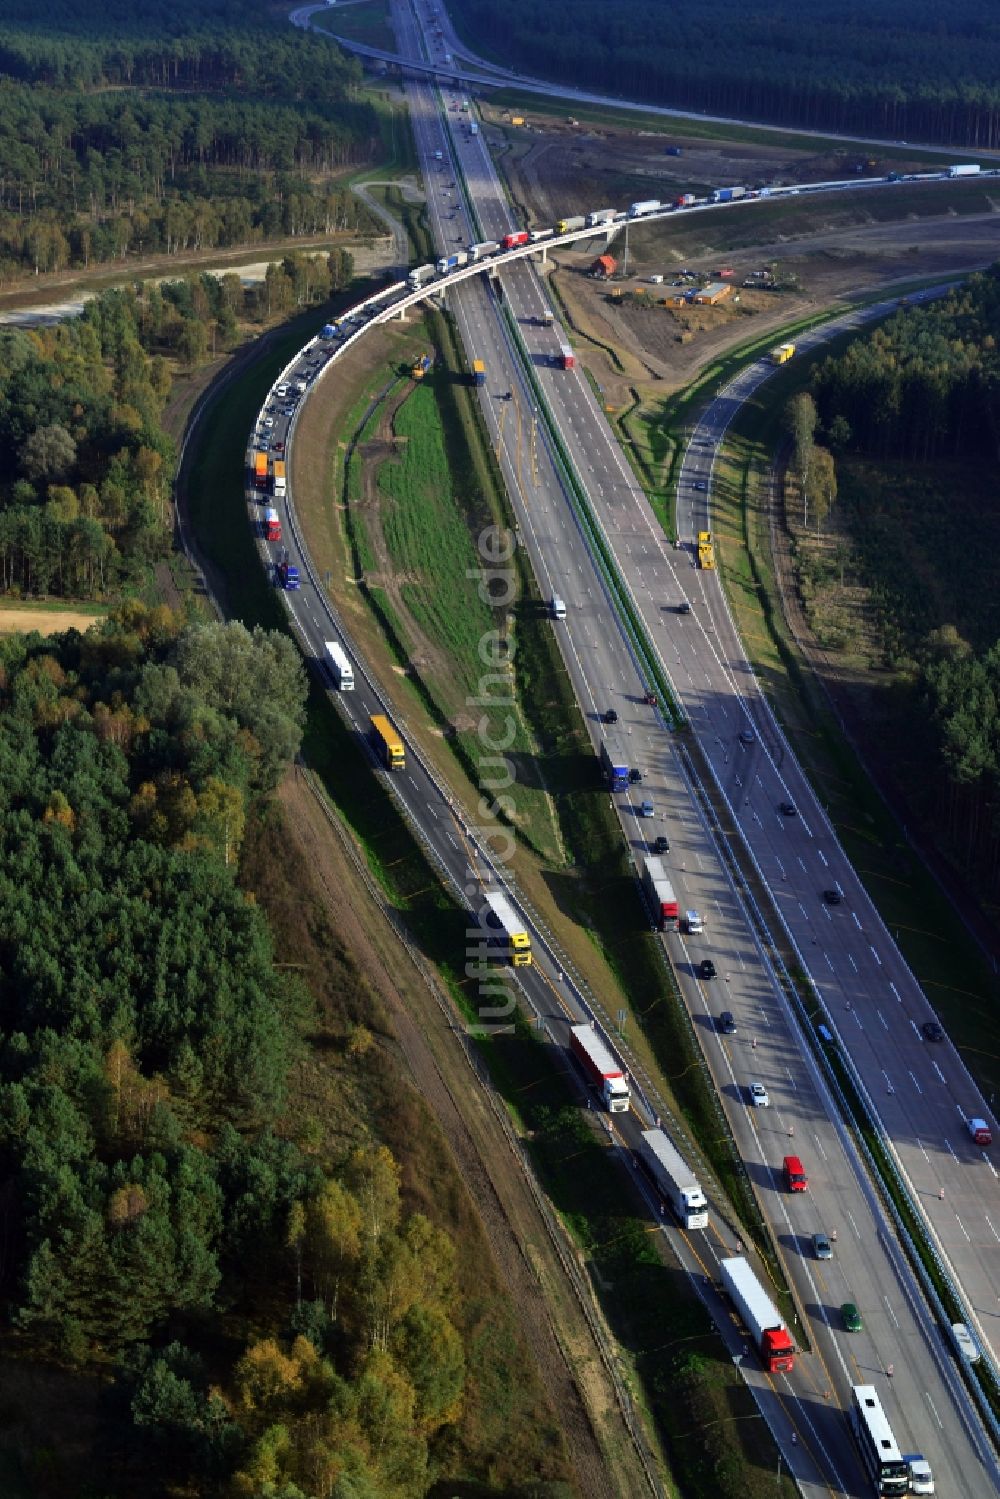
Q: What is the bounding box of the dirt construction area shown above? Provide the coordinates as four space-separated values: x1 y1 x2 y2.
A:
490 106 1000 401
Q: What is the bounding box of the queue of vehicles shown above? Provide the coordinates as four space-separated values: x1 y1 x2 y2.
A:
246 133 996 1484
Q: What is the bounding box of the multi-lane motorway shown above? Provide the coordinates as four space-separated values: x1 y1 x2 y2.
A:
276 4 1000 1490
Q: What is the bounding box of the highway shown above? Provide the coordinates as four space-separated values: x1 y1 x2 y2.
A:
281 4 1000 1491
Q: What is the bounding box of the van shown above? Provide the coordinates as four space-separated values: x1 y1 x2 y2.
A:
951 1322 980 1363
903 1456 935 1494
550 596 566 620
783 1155 808 1192
685 910 704 934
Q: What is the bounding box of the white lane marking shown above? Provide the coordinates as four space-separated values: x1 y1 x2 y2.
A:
884 1296 900 1329
908 1070 923 1095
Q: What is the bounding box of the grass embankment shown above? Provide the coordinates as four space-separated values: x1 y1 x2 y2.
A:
186 286 796 1492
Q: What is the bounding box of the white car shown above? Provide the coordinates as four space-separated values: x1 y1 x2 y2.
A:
951 1322 980 1363
749 1083 770 1108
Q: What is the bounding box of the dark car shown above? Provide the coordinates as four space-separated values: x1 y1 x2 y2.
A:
738 727 756 746
692 480 708 491
676 600 692 614
718 1010 737 1034
922 1021 944 1043
698 959 717 980
841 1303 863 1333
654 834 669 854
628 767 642 784
603 708 619 724
823 888 843 906
779 801 796 817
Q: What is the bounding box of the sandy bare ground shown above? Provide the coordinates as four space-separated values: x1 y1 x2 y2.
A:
0 607 105 635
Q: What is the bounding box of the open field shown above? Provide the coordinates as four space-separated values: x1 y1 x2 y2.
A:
0 604 107 635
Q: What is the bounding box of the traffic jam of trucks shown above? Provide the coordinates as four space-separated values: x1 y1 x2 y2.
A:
244 162 1000 1473
385 167 994 314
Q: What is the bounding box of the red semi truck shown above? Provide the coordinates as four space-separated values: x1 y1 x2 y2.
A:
569 1023 630 1113
720 1257 795 1372
558 344 575 370
263 507 281 542
640 855 679 930
502 230 529 250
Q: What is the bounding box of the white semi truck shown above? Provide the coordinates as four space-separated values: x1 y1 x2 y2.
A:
638 1129 708 1229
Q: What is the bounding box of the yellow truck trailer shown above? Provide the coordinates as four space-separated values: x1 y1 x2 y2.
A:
770 342 795 365
370 713 405 771
697 530 716 570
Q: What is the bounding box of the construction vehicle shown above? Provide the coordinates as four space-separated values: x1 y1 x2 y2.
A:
697 531 716 570
411 353 433 380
